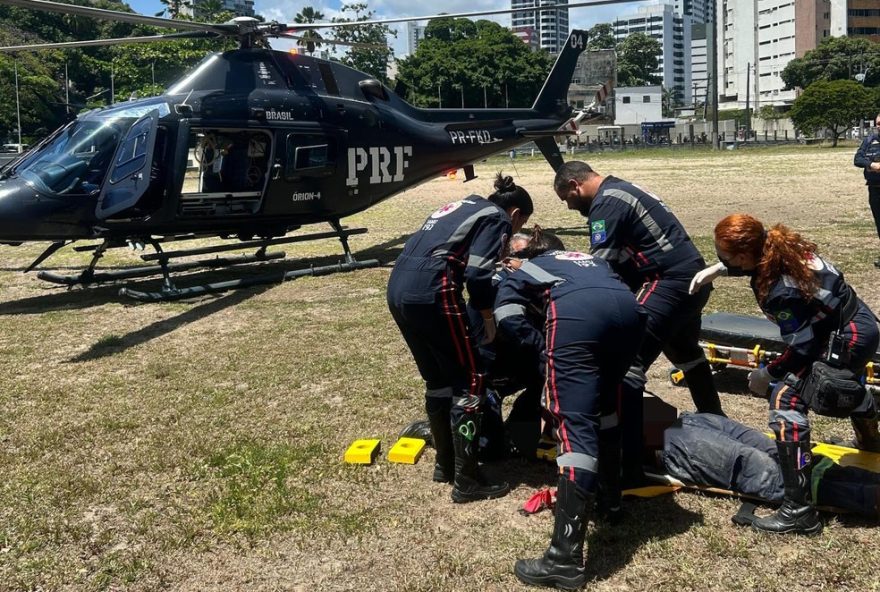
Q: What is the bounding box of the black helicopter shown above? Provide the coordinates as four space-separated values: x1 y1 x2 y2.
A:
0 0 618 300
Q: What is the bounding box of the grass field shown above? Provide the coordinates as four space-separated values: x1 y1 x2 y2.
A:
1 144 879 591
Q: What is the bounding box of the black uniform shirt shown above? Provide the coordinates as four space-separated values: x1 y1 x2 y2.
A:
754 254 853 378
586 176 704 289
395 195 512 310
494 250 631 358
853 131 880 185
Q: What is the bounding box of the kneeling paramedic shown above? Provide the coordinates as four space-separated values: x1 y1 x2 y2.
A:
691 214 880 535
553 161 724 487
387 174 532 503
494 228 646 589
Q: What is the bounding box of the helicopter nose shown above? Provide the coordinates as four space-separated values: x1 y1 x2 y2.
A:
0 181 50 241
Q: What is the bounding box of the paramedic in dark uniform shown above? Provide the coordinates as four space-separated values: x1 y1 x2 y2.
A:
853 113 880 268
494 229 646 590
387 174 532 503
691 213 880 535
553 160 724 485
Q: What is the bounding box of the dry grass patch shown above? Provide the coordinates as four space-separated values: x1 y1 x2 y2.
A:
0 144 879 590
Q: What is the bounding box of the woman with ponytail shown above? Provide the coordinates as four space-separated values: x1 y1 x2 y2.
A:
387 172 532 504
494 227 646 589
690 213 880 535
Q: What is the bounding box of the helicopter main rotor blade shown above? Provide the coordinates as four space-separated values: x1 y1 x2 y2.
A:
0 0 230 33
274 33 386 51
0 30 220 52
282 0 635 30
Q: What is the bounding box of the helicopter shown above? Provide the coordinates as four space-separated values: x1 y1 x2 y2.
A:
0 0 619 301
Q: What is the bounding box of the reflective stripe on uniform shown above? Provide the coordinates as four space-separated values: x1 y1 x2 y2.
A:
494 303 526 322
600 413 619 430
556 452 599 473
519 260 565 285
433 206 499 256
466 253 496 270
770 409 807 425
603 188 675 253
591 246 629 263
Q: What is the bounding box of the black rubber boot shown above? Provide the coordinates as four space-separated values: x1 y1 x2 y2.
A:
752 441 823 535
451 411 510 503
514 478 592 590
399 419 434 447
426 399 454 483
851 417 880 453
682 361 726 416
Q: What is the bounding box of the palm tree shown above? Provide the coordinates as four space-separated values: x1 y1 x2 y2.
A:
294 7 325 55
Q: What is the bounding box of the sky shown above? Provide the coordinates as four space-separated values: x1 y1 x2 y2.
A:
125 0 654 56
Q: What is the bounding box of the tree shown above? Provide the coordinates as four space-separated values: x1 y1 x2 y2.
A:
156 0 191 19
616 33 662 87
586 23 614 50
294 7 324 55
789 79 874 146
781 36 880 90
395 19 552 108
330 3 395 83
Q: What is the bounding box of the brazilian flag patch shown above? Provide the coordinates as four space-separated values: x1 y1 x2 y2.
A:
590 219 607 245
775 309 799 333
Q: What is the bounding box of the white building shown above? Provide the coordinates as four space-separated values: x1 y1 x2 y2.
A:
407 22 426 56
673 0 714 24
691 23 708 108
615 85 664 124
512 0 570 54
614 3 692 105
714 0 872 109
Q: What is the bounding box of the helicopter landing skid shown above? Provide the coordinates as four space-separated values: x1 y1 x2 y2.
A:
37 251 287 286
118 258 381 302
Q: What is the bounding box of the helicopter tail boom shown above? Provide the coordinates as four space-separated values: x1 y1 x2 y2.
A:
532 29 589 116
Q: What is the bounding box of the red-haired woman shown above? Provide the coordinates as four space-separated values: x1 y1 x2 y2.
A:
690 214 880 535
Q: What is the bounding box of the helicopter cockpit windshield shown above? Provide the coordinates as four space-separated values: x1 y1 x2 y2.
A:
12 117 136 196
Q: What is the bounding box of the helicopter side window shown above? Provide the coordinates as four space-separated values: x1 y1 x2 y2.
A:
15 119 127 196
318 63 339 96
284 134 335 179
109 116 152 184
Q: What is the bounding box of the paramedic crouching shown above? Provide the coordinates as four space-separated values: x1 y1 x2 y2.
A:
690 214 880 535
493 229 646 589
387 174 532 503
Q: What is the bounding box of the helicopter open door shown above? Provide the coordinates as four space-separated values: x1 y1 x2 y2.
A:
96 109 159 219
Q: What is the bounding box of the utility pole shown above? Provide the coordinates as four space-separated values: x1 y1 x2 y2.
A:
437 83 441 108
709 12 720 149
14 57 22 153
64 61 70 117
483 85 487 108
505 83 509 108
745 62 751 139
460 85 464 108
110 63 115 104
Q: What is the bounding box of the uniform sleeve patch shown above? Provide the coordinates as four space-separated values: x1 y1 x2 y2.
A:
775 309 800 333
590 219 606 245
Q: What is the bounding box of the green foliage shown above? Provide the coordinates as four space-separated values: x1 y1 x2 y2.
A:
789 79 874 146
587 23 614 50
0 0 238 141
330 3 395 83
395 18 553 108
616 32 662 87
293 7 324 55
757 105 784 120
781 36 880 90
